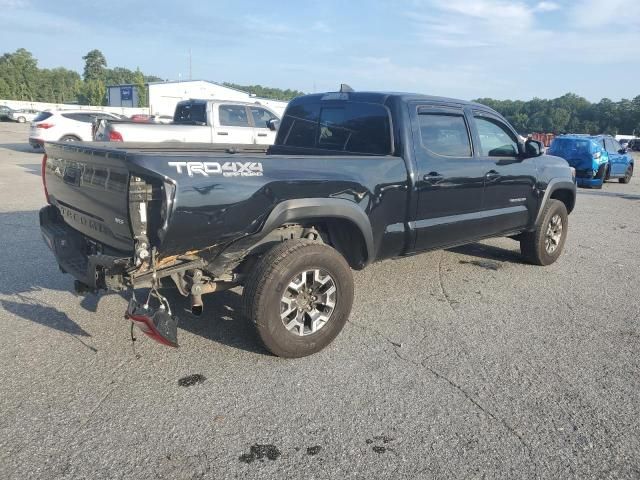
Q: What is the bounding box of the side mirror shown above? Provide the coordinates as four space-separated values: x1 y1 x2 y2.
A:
267 118 280 131
524 139 544 158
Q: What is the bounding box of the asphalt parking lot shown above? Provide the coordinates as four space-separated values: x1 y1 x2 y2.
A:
0 121 638 479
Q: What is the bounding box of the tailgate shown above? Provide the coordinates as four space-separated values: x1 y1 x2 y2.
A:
44 142 134 252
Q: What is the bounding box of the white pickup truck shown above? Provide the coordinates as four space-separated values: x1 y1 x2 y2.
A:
97 99 281 145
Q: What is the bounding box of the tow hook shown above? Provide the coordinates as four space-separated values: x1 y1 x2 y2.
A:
125 295 179 348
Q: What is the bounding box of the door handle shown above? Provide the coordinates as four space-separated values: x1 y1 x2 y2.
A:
257 133 267 137
217 131 228 136
423 172 444 184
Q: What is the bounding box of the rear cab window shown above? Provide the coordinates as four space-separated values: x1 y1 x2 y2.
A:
174 102 207 125
277 101 392 155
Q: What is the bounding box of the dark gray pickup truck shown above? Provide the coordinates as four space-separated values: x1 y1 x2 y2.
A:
39 88 576 357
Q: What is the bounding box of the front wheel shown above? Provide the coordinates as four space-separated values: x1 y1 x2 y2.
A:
17 116 26 123
243 239 354 358
520 199 568 266
619 165 633 184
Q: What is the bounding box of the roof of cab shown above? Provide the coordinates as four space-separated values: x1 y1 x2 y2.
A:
287 91 501 116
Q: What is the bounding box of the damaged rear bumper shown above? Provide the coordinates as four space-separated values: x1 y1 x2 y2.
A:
39 205 132 292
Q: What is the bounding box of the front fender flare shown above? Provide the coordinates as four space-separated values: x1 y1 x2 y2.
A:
535 179 576 225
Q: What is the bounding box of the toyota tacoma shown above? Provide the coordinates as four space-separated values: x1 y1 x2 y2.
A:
39 87 576 357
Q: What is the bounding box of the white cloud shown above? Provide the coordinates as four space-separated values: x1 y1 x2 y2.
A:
534 1 560 12
570 0 639 28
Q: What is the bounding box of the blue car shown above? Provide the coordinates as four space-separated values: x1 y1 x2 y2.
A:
548 135 634 188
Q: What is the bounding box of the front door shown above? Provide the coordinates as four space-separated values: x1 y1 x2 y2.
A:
470 112 538 232
249 106 278 145
410 104 492 251
604 137 625 176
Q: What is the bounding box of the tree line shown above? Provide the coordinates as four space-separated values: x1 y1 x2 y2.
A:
222 82 305 101
2 48 639 134
0 48 162 107
474 94 640 136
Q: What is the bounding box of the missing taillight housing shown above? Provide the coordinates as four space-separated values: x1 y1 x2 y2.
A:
41 154 50 204
109 130 123 141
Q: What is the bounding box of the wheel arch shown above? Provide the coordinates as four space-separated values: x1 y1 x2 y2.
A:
259 198 374 268
535 179 576 225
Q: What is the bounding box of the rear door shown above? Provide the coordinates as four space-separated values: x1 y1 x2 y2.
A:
249 106 278 145
410 103 493 251
215 104 254 144
470 112 537 232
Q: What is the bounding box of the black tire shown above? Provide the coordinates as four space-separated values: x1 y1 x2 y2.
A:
59 135 80 142
619 165 633 184
17 116 26 123
520 199 568 266
243 239 354 358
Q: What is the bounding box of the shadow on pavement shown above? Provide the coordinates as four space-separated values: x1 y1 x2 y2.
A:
448 241 524 265
0 210 266 355
18 163 43 177
161 288 269 355
578 190 640 201
1 296 90 337
0 142 39 153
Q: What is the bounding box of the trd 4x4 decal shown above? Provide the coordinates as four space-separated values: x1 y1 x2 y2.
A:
168 161 263 177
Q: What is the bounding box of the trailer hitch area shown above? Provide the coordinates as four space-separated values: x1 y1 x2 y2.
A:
125 297 179 348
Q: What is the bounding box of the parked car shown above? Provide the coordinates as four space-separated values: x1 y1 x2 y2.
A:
39 88 576 356
97 99 280 145
548 134 634 186
0 105 15 121
150 114 173 124
28 110 126 148
628 139 640 152
9 109 39 123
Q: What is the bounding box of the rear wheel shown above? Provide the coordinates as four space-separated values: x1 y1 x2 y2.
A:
520 199 568 266
17 116 26 123
59 135 80 142
243 239 354 358
619 165 633 184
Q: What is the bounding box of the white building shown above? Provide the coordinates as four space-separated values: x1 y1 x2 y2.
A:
107 80 290 117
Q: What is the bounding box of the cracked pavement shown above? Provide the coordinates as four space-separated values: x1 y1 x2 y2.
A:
0 122 639 479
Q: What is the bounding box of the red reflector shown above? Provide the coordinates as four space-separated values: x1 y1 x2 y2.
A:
36 123 54 129
109 130 123 141
41 154 50 204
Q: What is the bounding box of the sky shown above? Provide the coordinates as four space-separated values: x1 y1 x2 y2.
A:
1 0 639 101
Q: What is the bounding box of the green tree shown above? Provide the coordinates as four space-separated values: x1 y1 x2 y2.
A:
82 49 107 82
222 82 304 101
79 79 106 106
133 68 147 107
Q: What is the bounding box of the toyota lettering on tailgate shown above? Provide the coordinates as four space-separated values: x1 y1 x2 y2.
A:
168 161 264 177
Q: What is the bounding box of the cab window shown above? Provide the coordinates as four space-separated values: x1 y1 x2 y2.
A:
418 112 471 157
250 107 278 128
219 105 250 127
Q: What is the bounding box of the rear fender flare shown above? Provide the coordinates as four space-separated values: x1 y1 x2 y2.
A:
260 198 375 264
